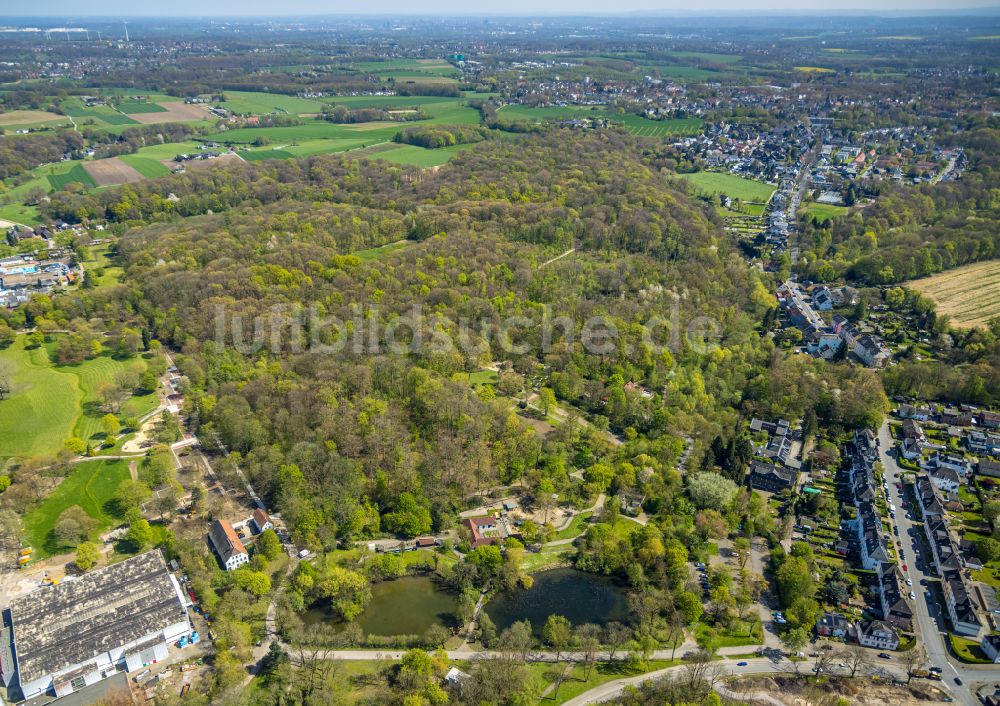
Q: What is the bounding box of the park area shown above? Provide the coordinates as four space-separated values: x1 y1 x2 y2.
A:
0 335 158 461
907 259 1000 328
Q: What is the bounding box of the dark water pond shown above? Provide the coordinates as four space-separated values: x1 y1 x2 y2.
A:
303 575 459 636
484 567 629 635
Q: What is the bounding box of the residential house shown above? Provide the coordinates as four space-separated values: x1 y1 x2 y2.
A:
942 571 984 638
209 519 249 571
748 461 796 493
854 334 891 368
929 452 972 478
464 516 505 548
856 620 900 650
929 466 961 495
877 563 913 632
968 431 1000 456
898 404 932 421
855 503 890 571
900 437 922 461
980 411 1000 429
981 634 1000 664
979 458 1000 479
816 612 850 638
901 420 925 443
812 286 835 311
251 508 273 534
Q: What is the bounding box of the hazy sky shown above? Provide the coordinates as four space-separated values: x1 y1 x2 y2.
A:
3 0 999 16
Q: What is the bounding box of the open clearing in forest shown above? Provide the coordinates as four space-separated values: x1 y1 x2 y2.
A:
82 157 145 186
907 260 1000 329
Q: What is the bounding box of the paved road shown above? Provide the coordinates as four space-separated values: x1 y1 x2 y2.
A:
558 656 917 706
877 420 986 706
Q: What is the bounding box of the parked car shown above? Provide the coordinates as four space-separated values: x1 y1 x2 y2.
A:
878 653 891 659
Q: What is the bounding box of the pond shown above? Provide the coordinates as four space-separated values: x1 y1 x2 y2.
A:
484 567 630 635
302 575 460 636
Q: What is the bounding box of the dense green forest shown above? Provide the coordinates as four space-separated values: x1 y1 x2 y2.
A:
17 131 887 554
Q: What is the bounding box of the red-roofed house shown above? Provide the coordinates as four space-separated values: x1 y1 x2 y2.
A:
464 516 500 548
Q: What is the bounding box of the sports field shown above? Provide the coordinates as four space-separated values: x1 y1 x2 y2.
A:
907 260 1000 329
22 459 131 557
680 171 777 203
0 335 158 460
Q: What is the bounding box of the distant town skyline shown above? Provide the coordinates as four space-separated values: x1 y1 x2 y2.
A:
3 1 1000 17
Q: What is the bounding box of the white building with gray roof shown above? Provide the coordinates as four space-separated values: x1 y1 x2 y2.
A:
7 550 190 700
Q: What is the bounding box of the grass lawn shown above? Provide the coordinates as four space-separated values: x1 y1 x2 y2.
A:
520 546 574 573
239 148 296 161
0 336 81 460
371 143 472 167
680 172 776 203
554 511 595 541
544 660 678 704
0 202 41 225
452 369 499 387
695 619 762 648
0 334 157 459
22 458 131 557
802 202 849 223
949 633 993 664
81 241 125 287
216 90 331 116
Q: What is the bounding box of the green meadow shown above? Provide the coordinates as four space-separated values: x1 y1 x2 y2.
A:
680 171 777 203
22 459 131 557
0 335 158 460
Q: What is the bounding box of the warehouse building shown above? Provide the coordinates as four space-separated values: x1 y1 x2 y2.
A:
7 550 191 700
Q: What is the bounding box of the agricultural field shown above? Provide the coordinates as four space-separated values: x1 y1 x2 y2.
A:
118 154 171 178
352 58 461 79
127 101 210 124
906 259 1000 328
680 171 777 203
496 104 701 136
22 459 131 557
48 163 97 190
0 109 72 130
217 90 330 115
82 157 144 187
118 99 167 114
0 335 157 461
